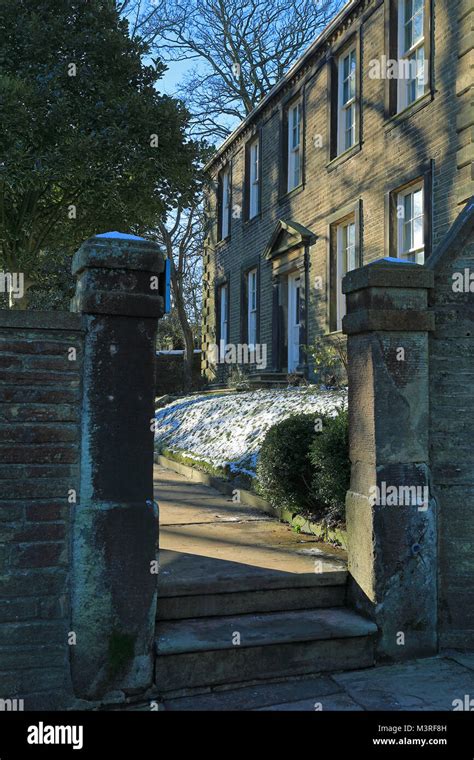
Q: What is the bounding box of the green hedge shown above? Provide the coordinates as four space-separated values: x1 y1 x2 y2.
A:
255 413 323 515
256 407 349 526
309 407 349 524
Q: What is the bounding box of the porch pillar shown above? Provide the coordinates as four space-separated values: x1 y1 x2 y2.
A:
343 258 437 659
271 275 281 371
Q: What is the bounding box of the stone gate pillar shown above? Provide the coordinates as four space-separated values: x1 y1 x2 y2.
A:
70 232 164 699
342 258 437 659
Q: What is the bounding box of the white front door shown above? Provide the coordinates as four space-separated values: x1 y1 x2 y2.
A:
288 272 301 372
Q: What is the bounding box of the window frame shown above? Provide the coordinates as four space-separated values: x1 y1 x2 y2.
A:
337 45 357 155
217 164 231 242
385 165 432 261
396 181 425 263
218 282 229 357
287 100 302 193
327 200 362 334
397 0 426 111
249 138 260 219
335 217 357 332
384 0 432 119
221 167 231 240
247 267 258 348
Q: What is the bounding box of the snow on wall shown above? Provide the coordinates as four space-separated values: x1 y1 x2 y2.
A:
155 388 346 476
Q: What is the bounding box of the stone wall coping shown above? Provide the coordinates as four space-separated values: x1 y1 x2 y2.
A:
0 309 83 331
72 233 165 276
343 258 434 294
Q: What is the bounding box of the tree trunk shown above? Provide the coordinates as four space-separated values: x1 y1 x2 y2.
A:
175 291 195 392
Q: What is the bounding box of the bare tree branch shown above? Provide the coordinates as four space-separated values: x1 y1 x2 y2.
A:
134 0 344 141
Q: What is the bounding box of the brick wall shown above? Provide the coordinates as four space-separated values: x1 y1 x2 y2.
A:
202 0 470 381
0 310 83 709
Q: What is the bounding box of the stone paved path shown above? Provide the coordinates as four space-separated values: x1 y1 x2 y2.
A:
199 652 474 711
119 654 474 712
154 463 347 596
137 464 474 712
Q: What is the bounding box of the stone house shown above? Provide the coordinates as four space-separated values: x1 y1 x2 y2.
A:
201 0 473 383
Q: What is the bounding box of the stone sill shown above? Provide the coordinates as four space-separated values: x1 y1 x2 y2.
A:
384 91 434 133
215 236 231 251
326 143 362 172
278 183 305 204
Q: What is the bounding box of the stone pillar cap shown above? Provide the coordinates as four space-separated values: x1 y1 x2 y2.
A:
343 257 434 294
71 232 166 317
72 231 165 276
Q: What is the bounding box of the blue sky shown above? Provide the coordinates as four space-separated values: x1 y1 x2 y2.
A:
158 58 195 96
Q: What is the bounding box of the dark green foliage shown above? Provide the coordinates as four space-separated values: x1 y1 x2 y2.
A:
0 0 204 302
256 413 323 515
256 407 350 526
309 406 349 524
107 630 135 678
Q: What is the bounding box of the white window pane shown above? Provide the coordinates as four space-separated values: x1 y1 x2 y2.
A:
404 19 412 52
416 45 425 89
343 78 349 104
248 271 257 346
249 143 259 217
413 214 424 249
220 286 228 350
343 54 349 79
221 171 230 238
339 48 356 153
347 246 356 271
288 105 301 190
349 72 355 100
404 193 412 222
413 187 423 216
413 10 423 43
253 144 259 180
347 222 355 248
403 220 412 252
345 105 354 149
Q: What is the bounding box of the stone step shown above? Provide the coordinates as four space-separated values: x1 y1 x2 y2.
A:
157 523 348 621
156 582 347 620
155 607 377 693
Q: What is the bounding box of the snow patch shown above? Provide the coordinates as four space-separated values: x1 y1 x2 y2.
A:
155 387 346 477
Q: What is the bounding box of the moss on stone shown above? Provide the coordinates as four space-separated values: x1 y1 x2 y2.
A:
161 447 228 479
108 630 135 678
